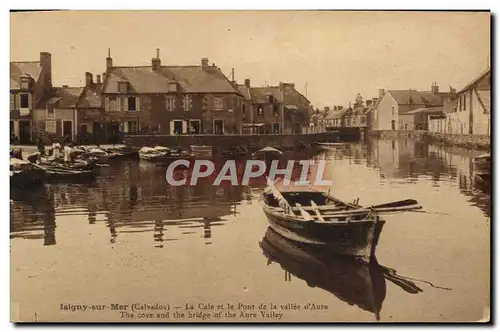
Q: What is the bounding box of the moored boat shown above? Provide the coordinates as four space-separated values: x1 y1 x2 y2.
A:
190 145 213 158
139 146 195 163
316 142 346 150
261 186 421 262
10 158 45 188
472 153 490 177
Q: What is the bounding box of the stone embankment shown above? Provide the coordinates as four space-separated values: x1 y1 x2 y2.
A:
370 130 490 151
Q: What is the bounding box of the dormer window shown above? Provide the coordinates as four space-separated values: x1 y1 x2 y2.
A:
168 82 179 93
268 95 275 103
118 81 128 93
20 78 31 90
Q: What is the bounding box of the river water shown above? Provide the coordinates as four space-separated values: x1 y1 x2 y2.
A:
10 137 490 322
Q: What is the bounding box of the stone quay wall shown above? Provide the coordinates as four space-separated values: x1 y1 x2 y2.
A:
369 130 490 151
124 131 359 153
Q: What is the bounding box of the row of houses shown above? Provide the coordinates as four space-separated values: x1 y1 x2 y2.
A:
10 50 313 144
317 68 491 137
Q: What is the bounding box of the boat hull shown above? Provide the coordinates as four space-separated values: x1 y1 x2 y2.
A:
472 158 490 176
10 169 45 188
263 207 385 263
260 227 386 319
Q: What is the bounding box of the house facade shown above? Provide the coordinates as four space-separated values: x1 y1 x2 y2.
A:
100 50 243 137
10 52 53 143
445 69 490 135
374 84 453 131
33 86 83 141
239 81 311 134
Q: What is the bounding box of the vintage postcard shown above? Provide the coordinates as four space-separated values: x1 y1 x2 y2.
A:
9 10 491 323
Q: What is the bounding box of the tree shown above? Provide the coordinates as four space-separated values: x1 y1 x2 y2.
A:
354 93 364 108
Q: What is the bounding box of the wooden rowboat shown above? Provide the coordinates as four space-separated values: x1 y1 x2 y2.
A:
261 186 422 262
316 142 346 150
472 153 490 177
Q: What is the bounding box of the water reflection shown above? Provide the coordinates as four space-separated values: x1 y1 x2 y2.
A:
260 227 447 321
10 138 490 247
9 158 313 247
362 138 490 217
10 186 56 246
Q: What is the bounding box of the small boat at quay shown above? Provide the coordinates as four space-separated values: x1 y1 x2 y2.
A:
10 158 45 188
261 185 422 263
139 146 195 163
472 153 490 177
190 145 213 158
40 164 96 182
315 142 346 150
219 146 249 158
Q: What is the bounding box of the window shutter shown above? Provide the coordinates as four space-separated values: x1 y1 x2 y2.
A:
123 122 129 133
123 96 128 111
16 94 21 110
138 122 142 132
136 97 141 112
117 96 122 112
169 121 174 135
182 121 187 134
28 93 33 109
105 97 110 111
10 94 15 110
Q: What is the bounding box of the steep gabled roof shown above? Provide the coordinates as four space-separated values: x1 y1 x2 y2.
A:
78 83 103 108
37 86 84 109
457 68 491 94
102 65 240 94
250 86 282 104
387 90 450 107
10 61 42 90
236 84 252 100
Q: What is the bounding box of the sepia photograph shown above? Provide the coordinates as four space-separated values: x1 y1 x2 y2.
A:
9 10 491 323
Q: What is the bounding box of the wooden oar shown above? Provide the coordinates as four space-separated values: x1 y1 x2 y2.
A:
310 200 325 222
295 203 314 221
368 199 422 214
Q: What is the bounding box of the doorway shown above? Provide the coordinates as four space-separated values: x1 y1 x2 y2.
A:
107 122 120 143
19 120 31 144
63 121 72 140
214 119 224 135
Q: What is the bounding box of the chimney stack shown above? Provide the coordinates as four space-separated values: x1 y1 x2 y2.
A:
201 58 209 69
96 74 101 84
431 82 440 93
366 99 372 107
378 88 385 100
40 52 52 92
85 72 93 87
449 86 456 95
106 48 113 69
244 79 250 88
152 48 161 71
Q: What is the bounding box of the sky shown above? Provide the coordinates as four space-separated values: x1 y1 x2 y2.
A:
10 10 490 108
